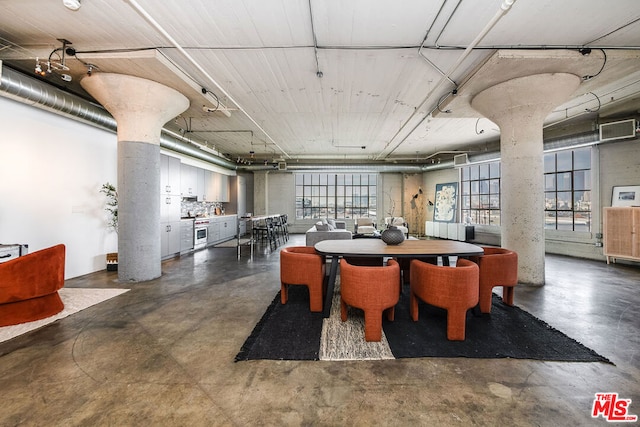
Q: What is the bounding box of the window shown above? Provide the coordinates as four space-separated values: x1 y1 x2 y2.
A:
544 147 592 231
295 173 377 219
460 161 501 226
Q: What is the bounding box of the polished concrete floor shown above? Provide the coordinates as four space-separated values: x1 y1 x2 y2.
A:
1 234 639 426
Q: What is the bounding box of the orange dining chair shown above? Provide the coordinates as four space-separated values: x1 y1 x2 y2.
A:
409 258 479 341
280 246 326 312
339 258 401 342
470 247 519 314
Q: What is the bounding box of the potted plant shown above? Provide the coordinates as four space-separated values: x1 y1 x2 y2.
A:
100 182 118 270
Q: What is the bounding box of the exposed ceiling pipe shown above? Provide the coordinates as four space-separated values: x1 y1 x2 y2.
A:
417 0 461 87
1 62 600 175
125 0 291 160
241 161 455 173
0 63 237 170
376 0 517 160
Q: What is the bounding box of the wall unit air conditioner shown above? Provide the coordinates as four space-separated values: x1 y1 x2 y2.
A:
453 153 468 167
278 162 287 170
599 119 637 142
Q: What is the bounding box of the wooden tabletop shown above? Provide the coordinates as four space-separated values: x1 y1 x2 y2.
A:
314 238 484 257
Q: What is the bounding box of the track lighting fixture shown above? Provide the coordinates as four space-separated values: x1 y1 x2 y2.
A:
34 59 46 77
63 0 81 11
35 39 76 82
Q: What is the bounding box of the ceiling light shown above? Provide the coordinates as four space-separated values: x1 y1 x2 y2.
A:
63 0 81 10
34 59 46 77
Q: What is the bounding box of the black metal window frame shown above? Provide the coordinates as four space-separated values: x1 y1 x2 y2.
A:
295 173 377 220
460 161 501 226
544 147 592 232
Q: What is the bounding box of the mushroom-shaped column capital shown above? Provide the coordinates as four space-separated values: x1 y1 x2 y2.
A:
81 73 189 144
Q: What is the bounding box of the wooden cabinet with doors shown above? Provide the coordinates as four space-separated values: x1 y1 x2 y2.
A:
603 207 640 264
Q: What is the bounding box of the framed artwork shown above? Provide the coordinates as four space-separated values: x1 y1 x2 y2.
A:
434 182 458 222
611 185 640 207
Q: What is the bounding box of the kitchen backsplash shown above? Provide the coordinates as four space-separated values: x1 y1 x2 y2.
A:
181 200 225 218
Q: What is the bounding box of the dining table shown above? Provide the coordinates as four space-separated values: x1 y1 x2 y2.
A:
238 214 284 259
314 238 484 318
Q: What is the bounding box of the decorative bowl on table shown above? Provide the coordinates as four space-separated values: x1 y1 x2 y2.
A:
381 226 405 245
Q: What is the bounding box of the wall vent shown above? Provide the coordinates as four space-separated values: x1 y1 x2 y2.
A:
599 119 636 142
453 153 468 167
278 162 287 170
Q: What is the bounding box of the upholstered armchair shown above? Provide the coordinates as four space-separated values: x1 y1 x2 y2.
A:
0 244 66 326
384 217 409 237
354 217 377 235
470 247 518 314
339 258 401 342
409 258 479 341
280 246 326 312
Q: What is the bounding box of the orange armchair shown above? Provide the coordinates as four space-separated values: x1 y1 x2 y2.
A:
280 246 326 312
409 258 479 341
470 247 518 314
0 244 65 326
339 258 401 342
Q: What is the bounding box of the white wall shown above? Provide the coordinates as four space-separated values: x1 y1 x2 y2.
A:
0 97 118 278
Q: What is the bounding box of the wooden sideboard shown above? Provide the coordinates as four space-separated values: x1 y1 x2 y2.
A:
603 207 640 264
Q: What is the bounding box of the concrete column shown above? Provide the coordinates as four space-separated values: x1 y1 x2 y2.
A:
253 171 269 215
81 73 189 282
471 73 581 285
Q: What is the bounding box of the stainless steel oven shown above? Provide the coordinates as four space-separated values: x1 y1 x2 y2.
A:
194 218 209 249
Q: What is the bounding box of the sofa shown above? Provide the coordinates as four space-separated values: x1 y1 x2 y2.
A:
305 219 352 246
0 244 66 326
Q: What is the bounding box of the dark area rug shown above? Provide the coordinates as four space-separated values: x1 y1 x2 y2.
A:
384 288 612 363
235 285 612 364
235 286 324 361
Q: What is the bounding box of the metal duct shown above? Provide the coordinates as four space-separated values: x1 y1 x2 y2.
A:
0 64 237 170
1 63 601 174
543 131 599 151
242 160 453 173
463 131 599 164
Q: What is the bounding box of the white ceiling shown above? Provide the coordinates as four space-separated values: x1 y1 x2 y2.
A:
1 0 639 167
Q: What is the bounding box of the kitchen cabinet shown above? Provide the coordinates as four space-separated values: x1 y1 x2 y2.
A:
161 221 181 258
160 194 181 222
196 168 205 200
206 215 237 245
220 216 236 240
160 154 181 195
180 219 194 252
180 163 197 197
203 171 217 201
218 174 229 202
205 172 230 202
207 221 220 244
603 207 640 264
161 154 183 259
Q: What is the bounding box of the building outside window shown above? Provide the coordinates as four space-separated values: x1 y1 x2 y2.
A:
460 161 501 226
544 147 592 231
295 173 377 219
